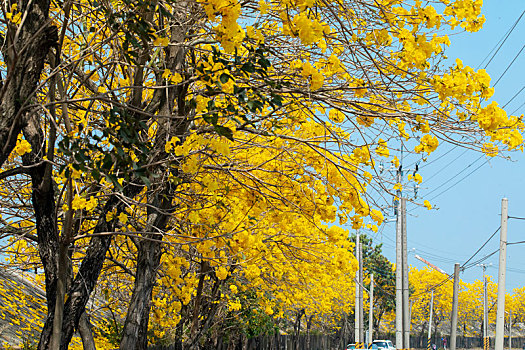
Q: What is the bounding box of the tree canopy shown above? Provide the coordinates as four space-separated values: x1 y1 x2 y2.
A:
0 0 522 348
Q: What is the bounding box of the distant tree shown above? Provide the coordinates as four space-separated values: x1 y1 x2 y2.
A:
0 0 522 348
348 234 396 331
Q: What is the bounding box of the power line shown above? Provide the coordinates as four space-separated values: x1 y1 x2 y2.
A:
428 159 488 201
477 9 525 70
424 154 484 197
510 100 525 115
461 226 500 268
410 227 500 299
507 266 525 274
493 43 525 87
379 221 465 264
414 145 458 170
426 155 487 201
463 248 499 270
423 148 469 183
503 85 525 109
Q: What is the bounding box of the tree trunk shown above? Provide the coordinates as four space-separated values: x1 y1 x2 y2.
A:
294 309 304 350
0 0 56 167
119 18 189 347
119 193 169 349
187 272 224 349
58 193 139 349
32 190 139 349
78 312 97 350
190 261 209 344
306 315 313 350
22 114 59 350
119 238 164 350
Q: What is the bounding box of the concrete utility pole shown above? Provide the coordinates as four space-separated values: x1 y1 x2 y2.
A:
509 310 512 350
427 290 434 350
495 198 508 350
484 272 489 350
355 232 361 345
450 263 460 350
402 198 410 350
359 236 364 344
369 274 374 346
395 194 403 349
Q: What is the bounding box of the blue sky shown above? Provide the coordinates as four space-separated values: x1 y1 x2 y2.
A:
374 1 525 292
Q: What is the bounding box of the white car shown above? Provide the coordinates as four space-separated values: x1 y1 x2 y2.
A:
369 340 395 350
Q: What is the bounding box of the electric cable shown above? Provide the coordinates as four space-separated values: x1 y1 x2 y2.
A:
423 148 469 183
462 248 499 270
410 226 501 298
507 266 525 274
510 100 525 115
461 226 500 268
412 145 458 170
427 158 488 202
493 43 525 87
503 85 525 109
424 155 486 200
477 9 525 70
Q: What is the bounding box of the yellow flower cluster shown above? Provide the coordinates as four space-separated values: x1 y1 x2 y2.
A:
301 61 324 90
408 173 423 184
444 0 485 32
432 60 493 103
9 134 32 162
394 29 451 70
199 0 245 53
375 139 390 157
481 142 498 157
6 4 21 24
473 102 524 151
415 134 439 154
71 195 98 212
291 12 326 46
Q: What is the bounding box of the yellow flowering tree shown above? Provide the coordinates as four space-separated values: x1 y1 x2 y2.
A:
0 0 523 348
388 267 499 339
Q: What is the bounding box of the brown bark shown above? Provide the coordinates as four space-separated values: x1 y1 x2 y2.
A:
78 312 97 350
190 261 210 341
30 182 140 349
22 113 59 350
0 0 56 167
306 315 313 350
119 14 190 348
118 234 165 350
294 309 305 350
0 0 58 342
187 274 228 349
58 193 139 349
119 186 171 349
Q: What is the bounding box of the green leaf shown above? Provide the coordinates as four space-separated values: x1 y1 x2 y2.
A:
91 169 101 181
214 125 234 140
241 62 255 73
140 175 151 187
220 73 230 84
